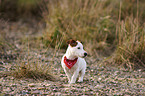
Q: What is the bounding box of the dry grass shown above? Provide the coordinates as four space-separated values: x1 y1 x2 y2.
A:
11 39 58 81
43 0 145 69
12 63 56 81
43 0 116 56
112 17 145 69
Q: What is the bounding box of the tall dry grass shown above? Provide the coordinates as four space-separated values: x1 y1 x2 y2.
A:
111 16 145 69
43 0 145 69
109 0 145 69
43 0 117 56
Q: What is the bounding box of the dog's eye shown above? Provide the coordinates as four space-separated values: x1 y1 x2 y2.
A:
77 47 80 49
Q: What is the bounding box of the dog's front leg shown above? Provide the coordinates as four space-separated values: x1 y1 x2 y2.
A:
64 69 72 83
70 69 79 84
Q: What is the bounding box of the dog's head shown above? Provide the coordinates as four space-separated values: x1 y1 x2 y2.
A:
67 39 87 58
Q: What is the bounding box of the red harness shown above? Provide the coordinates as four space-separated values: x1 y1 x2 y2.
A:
64 56 78 69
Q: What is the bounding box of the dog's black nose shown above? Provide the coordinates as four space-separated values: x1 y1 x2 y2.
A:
84 53 87 56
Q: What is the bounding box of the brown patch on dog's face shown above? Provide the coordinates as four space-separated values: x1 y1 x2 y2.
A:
67 39 78 47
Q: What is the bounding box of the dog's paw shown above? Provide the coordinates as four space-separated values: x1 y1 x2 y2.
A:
70 81 76 84
78 80 83 83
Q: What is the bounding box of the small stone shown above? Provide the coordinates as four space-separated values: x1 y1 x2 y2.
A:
37 87 45 90
55 92 62 96
11 77 15 80
63 84 71 87
60 74 65 77
53 89 58 92
0 62 3 65
27 88 31 91
11 84 17 87
28 83 36 87
9 91 15 95
94 85 103 88
45 84 51 87
31 88 37 90
98 78 102 81
42 92 50 95
31 90 40 94
64 88 70 91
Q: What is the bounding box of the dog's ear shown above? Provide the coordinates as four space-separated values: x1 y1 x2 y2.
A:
67 39 78 47
77 40 83 44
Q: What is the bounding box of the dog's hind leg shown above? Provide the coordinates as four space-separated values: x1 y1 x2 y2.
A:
78 69 85 82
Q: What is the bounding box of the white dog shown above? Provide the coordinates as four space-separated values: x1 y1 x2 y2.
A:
61 39 87 84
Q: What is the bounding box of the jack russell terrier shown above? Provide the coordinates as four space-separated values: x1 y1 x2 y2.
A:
61 39 87 84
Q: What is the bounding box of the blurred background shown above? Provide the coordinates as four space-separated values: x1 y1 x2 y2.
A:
0 0 145 69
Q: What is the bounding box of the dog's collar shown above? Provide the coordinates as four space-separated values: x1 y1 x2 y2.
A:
64 56 78 69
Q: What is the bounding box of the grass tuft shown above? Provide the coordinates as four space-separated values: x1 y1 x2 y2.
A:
10 55 58 81
12 65 56 81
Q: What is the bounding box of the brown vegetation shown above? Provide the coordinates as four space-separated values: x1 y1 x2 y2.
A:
43 0 145 69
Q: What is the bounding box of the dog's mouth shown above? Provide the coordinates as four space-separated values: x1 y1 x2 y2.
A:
78 53 88 58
